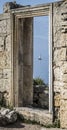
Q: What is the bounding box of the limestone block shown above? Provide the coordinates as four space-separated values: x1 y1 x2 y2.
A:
0 35 11 52
0 20 7 34
0 108 17 126
54 85 60 93
0 52 6 69
53 26 62 47
60 100 67 111
54 93 60 107
60 110 67 128
6 19 11 34
0 69 3 78
54 81 62 92
61 37 67 47
53 3 61 27
3 69 11 79
54 48 66 62
54 67 62 81
54 32 67 47
0 52 11 69
62 74 67 83
61 33 67 43
3 79 11 91
0 79 11 92
62 83 67 89
15 107 52 126
60 62 67 74
61 89 67 99
6 35 11 51
0 37 4 51
53 61 63 67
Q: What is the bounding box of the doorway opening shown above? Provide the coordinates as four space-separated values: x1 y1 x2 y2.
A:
13 5 53 114
33 16 49 109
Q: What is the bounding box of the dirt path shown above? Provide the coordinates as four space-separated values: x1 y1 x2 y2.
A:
0 121 66 130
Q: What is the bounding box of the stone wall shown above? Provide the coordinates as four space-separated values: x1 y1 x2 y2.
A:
53 1 62 120
53 1 67 128
0 13 12 106
60 1 67 128
0 0 67 128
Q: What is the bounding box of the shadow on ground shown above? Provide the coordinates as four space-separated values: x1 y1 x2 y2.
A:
0 120 25 128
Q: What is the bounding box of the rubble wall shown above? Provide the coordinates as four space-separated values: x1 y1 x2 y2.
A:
0 13 12 106
53 1 67 128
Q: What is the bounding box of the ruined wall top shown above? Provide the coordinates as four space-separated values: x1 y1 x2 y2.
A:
3 1 24 13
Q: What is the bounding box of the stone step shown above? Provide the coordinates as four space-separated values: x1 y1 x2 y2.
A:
15 107 52 126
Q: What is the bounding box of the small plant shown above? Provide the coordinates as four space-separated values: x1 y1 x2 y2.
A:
53 119 60 128
33 77 48 87
42 120 60 128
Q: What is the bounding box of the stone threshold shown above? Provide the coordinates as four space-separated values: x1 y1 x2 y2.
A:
15 107 52 126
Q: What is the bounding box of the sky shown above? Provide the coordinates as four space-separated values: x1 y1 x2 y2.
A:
33 16 49 84
0 0 59 84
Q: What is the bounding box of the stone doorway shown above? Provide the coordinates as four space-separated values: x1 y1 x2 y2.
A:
12 4 53 114
0 1 67 128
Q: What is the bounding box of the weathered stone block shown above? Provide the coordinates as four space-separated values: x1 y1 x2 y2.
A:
61 33 67 42
62 83 67 89
53 27 61 46
60 100 67 110
0 52 6 69
60 110 67 128
0 79 11 93
0 69 3 79
60 62 67 74
54 93 60 107
0 52 11 69
54 33 67 47
3 79 11 92
0 37 4 51
54 67 62 81
62 74 67 83
6 35 11 51
53 3 61 27
54 81 62 92
3 69 11 79
54 48 66 62
61 88 67 99
0 20 7 34
53 61 63 67
6 19 11 34
16 107 52 126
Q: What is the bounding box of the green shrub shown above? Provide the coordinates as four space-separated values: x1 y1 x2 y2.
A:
33 77 48 87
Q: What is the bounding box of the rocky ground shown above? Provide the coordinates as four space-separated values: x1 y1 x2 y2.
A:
0 108 66 130
0 121 66 130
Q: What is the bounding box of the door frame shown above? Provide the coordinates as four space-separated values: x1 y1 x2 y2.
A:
11 3 53 113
